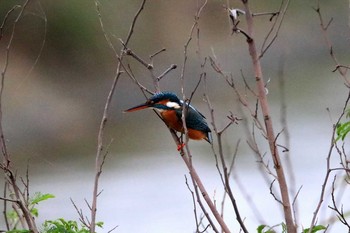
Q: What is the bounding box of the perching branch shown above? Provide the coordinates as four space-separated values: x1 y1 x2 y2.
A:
177 1 231 232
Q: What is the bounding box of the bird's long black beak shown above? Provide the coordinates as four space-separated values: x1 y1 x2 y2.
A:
124 102 151 112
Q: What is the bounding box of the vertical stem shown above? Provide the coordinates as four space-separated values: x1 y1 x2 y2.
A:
0 1 38 232
242 1 296 233
90 1 146 232
91 65 121 233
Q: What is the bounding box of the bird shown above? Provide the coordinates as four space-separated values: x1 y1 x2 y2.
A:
124 92 212 145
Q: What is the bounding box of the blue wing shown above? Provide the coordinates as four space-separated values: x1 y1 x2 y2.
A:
176 102 211 135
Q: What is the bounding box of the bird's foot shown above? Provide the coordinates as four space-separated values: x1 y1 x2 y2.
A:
177 143 185 151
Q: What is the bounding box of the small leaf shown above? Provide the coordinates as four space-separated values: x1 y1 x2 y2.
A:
303 225 326 233
7 230 31 233
31 193 55 205
31 207 39 217
336 121 350 141
96 221 104 228
257 225 267 233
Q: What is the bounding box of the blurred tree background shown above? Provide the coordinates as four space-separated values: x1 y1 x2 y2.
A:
0 0 349 232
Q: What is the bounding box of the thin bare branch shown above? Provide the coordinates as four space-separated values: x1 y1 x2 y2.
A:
328 176 350 230
0 5 21 41
260 0 290 58
157 64 177 82
314 0 350 86
185 175 200 232
309 91 350 232
123 46 153 70
71 198 90 228
269 179 283 205
0 1 39 231
149 47 166 59
90 1 147 232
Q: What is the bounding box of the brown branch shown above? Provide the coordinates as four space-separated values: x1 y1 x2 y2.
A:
217 133 248 233
241 1 296 232
176 1 232 232
328 176 350 230
185 175 200 232
252 11 279 20
180 147 230 233
203 86 248 232
0 1 39 232
0 5 21 41
269 179 283 205
149 47 166 60
308 90 350 232
90 1 146 233
157 64 177 82
71 198 90 229
185 174 219 233
123 46 153 70
260 0 290 58
314 0 350 86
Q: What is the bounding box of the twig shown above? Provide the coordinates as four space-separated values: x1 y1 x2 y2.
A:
252 11 279 20
333 65 350 73
260 0 290 58
308 90 350 233
71 198 90 228
328 176 350 230
123 46 153 70
176 1 232 231
180 148 226 233
204 85 247 232
0 5 21 41
157 64 177 82
90 1 146 233
269 179 283 205
185 175 200 232
314 0 350 86
0 1 38 232
149 47 166 59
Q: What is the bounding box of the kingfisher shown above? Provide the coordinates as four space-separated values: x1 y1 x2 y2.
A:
124 92 212 145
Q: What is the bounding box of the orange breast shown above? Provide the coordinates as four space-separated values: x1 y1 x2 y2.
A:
160 110 207 141
160 110 183 132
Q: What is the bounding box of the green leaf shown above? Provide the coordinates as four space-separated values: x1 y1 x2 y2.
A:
30 192 55 205
281 222 287 233
303 225 327 233
31 207 39 217
257 225 267 233
96 221 104 228
43 218 92 233
6 230 31 233
336 121 350 141
256 224 276 233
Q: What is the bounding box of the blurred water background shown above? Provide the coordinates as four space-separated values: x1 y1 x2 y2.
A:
0 0 350 232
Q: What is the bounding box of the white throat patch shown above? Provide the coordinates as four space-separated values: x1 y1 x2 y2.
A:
166 101 181 109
